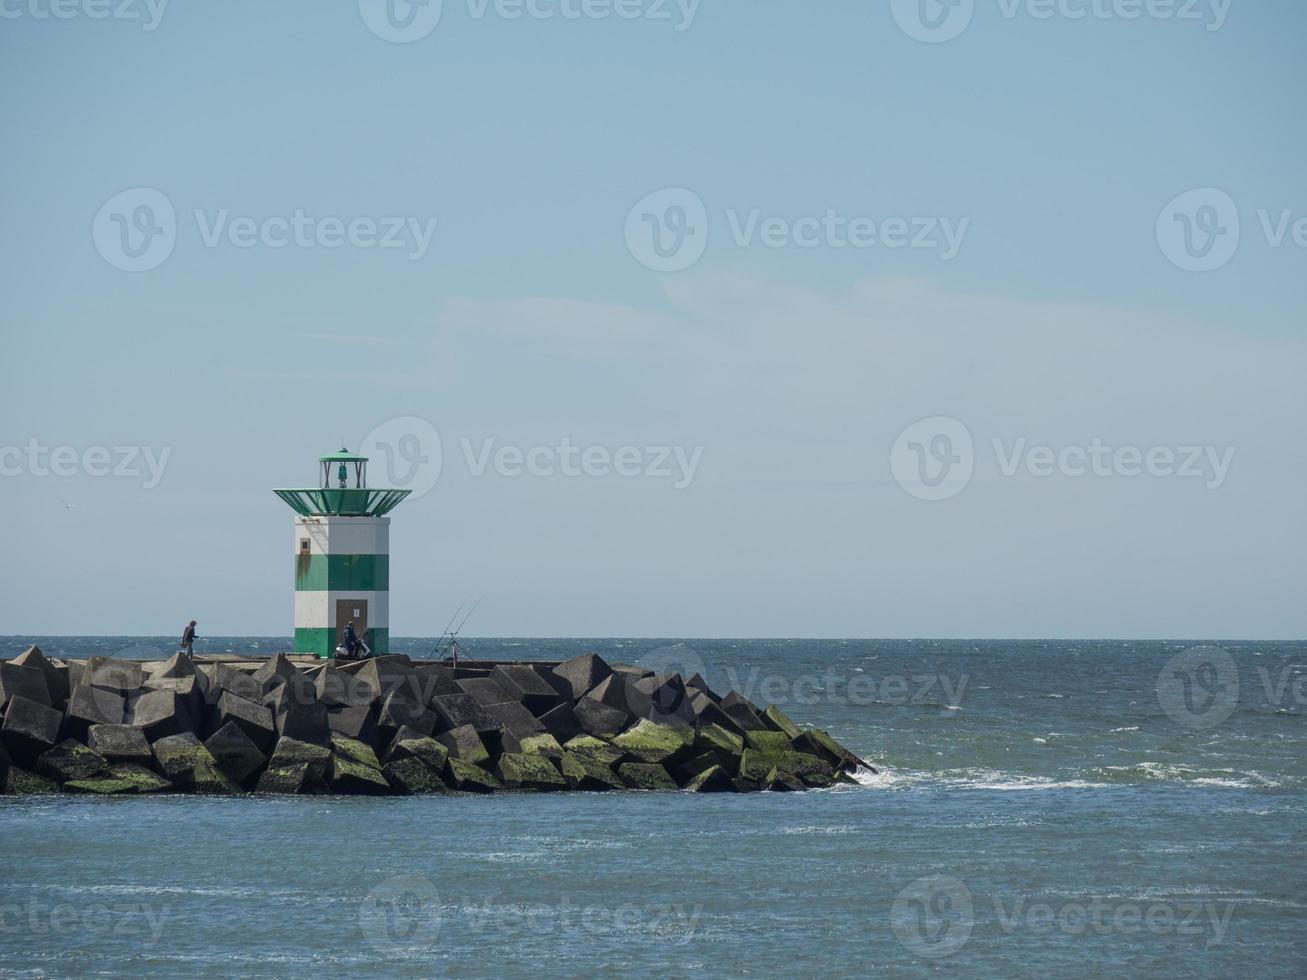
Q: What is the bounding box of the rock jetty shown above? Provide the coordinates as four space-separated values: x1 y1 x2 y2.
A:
0 646 868 796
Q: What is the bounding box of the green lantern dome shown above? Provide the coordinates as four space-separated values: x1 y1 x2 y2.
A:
273 447 411 517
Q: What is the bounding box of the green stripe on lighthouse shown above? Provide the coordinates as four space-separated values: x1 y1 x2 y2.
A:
294 554 390 591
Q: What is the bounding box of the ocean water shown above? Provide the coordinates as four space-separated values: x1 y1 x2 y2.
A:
1 637 1303 978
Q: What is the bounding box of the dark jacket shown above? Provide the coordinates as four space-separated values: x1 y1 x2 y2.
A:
181 624 196 645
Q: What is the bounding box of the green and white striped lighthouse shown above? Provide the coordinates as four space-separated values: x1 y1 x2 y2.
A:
274 448 411 658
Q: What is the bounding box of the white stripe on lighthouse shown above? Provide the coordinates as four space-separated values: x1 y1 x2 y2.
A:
293 516 390 557
293 590 389 630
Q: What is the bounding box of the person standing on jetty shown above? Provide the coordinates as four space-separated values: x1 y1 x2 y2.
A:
180 620 198 657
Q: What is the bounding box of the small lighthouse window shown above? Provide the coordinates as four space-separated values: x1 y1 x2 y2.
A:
300 539 310 554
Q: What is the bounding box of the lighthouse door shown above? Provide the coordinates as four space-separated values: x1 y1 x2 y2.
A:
336 600 368 649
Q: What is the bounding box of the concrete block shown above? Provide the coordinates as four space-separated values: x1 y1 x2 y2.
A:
692 724 744 774
617 762 678 791
610 719 695 765
762 705 802 738
328 751 391 795
274 698 331 747
62 684 126 741
490 665 563 715
326 703 378 745
152 732 205 781
791 729 860 770
215 691 276 752
355 659 419 706
557 751 622 791
415 666 462 704
4 767 59 795
384 756 447 794
719 692 769 732
0 662 51 710
684 672 719 701
430 694 500 736
634 675 696 726
255 762 318 794
264 737 331 787
143 675 206 720
443 757 503 793
484 700 546 739
199 664 262 704
36 739 109 783
64 762 171 795
250 654 300 695
573 697 632 738
129 689 194 742
562 734 625 768
158 651 199 679
13 646 65 703
744 730 793 755
383 726 449 772
454 677 514 708
378 691 436 741
495 752 567 791
87 724 154 767
684 764 735 793
585 674 648 718
1 696 63 768
330 733 381 770
435 725 490 767
315 665 374 708
204 722 268 785
550 653 614 700
537 702 582 743
86 658 145 694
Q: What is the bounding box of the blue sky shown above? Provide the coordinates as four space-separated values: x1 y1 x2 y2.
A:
2 0 1303 637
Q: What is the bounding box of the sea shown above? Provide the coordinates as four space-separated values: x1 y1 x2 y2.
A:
0 637 1303 978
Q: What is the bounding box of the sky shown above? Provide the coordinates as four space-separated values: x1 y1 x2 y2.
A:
1 0 1304 638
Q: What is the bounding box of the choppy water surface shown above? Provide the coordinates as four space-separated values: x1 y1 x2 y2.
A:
1 638 1303 978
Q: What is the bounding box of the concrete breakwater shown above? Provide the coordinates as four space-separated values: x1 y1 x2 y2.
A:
0 646 868 796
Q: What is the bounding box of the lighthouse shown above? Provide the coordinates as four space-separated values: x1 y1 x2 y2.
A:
274 448 411 658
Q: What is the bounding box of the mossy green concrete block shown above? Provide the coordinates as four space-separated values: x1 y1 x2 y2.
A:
563 735 624 768
384 757 447 794
328 753 391 795
516 733 565 759
617 762 678 791
743 730 792 754
685 764 735 793
330 734 381 771
445 757 503 793
610 719 694 764
36 740 109 783
763 705 801 739
694 723 743 759
5 768 59 795
496 752 567 791
65 763 170 795
558 750 622 791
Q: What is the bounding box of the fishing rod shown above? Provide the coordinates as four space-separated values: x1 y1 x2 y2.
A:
435 593 484 663
428 601 465 659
